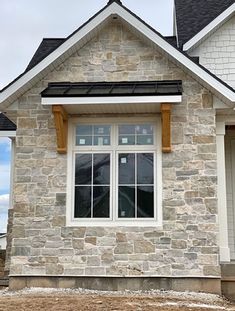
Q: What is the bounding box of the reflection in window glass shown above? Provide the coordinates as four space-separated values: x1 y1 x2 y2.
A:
74 186 91 218
118 153 135 184
93 186 110 218
118 186 135 218
137 153 154 184
74 153 110 219
118 153 154 219
93 154 110 185
75 154 92 185
137 186 154 218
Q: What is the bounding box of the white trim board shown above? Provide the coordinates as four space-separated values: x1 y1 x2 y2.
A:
0 131 16 137
183 3 235 52
0 2 235 108
41 95 182 105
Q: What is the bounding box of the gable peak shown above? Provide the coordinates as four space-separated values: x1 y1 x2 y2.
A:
108 0 123 5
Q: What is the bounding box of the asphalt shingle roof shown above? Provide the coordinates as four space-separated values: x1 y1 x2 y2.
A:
26 38 65 71
175 0 235 47
0 113 16 131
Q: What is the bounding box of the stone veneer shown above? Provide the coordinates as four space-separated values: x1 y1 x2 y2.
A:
5 21 219 279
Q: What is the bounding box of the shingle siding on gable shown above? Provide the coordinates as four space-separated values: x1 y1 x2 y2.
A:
189 15 235 88
6 21 219 279
175 0 234 47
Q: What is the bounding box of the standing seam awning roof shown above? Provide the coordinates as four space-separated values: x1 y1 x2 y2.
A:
41 81 183 98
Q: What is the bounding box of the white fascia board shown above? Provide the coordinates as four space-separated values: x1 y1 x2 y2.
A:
0 2 235 106
41 95 182 105
0 131 16 137
183 3 235 52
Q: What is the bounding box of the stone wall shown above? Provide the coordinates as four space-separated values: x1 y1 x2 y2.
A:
6 20 219 278
0 251 6 277
189 15 235 88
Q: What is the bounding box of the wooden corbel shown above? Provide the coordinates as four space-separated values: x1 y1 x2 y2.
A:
52 105 68 154
161 103 172 153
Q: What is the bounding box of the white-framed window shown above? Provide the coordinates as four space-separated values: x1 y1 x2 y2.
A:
66 117 162 227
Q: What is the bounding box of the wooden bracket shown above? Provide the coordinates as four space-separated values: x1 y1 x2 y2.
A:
161 103 172 153
52 105 68 154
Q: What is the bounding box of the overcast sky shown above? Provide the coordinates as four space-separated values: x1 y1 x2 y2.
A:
0 0 173 233
0 0 173 89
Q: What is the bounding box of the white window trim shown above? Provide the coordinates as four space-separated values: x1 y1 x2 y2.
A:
66 116 162 227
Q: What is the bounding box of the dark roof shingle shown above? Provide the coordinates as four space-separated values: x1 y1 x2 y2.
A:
26 38 65 71
175 0 234 47
0 113 16 131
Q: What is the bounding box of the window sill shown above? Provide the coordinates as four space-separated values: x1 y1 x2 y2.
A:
66 219 163 228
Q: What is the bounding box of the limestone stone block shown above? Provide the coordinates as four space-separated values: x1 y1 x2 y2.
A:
46 264 64 275
18 118 37 129
171 240 187 249
114 243 133 254
72 239 84 250
134 241 155 253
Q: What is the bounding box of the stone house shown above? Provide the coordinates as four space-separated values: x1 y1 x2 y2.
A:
0 0 235 295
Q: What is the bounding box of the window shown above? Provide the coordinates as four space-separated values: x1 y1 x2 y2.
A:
67 117 162 226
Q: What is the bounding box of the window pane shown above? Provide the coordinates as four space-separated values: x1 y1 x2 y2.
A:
93 186 110 218
119 135 135 145
94 136 110 146
136 125 153 135
137 135 153 145
75 154 92 185
118 186 135 218
93 154 110 185
118 153 135 184
74 186 91 218
76 125 92 136
137 186 154 218
119 125 135 135
94 125 110 136
137 153 154 184
76 136 92 146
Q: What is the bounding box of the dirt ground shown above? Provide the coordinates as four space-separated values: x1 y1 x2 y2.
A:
0 289 234 311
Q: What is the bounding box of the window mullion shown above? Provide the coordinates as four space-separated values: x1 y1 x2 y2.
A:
135 153 137 218
91 154 94 218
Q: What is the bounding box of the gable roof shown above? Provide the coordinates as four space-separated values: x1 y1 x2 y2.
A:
26 39 65 71
0 0 235 109
175 0 234 48
0 113 16 131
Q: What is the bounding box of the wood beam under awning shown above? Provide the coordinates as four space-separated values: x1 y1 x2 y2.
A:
52 105 68 154
161 103 172 153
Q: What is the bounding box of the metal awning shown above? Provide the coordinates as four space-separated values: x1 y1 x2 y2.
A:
41 80 182 97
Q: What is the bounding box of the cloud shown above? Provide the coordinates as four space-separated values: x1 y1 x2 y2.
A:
0 194 9 211
0 194 9 233
0 164 10 194
0 138 11 153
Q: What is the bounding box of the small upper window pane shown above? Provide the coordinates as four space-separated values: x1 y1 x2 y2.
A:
76 125 111 146
118 124 154 146
76 125 92 136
